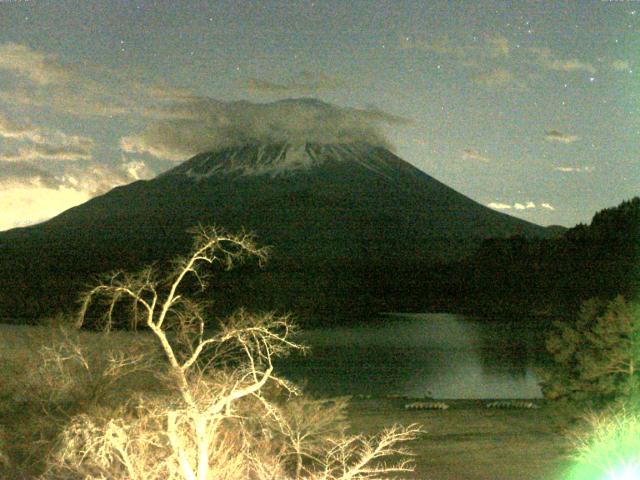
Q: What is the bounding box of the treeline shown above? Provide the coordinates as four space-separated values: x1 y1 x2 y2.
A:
441 197 640 320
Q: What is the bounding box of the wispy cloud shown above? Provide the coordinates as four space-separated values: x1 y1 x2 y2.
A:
0 43 73 85
514 201 536 210
398 33 511 60
120 158 155 180
472 68 517 88
554 166 594 173
544 130 579 144
59 161 155 195
143 83 198 102
487 202 513 210
244 71 344 95
0 110 94 161
0 112 46 143
0 144 93 162
0 158 151 196
0 43 164 229
461 149 490 162
486 35 510 57
611 59 631 71
0 43 163 119
398 34 465 57
529 47 596 74
0 85 133 118
398 34 530 89
487 201 553 211
398 35 608 92
0 162 60 188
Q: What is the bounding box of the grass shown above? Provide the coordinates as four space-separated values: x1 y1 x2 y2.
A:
345 397 572 479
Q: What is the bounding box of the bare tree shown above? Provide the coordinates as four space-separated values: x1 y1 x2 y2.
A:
43 225 421 480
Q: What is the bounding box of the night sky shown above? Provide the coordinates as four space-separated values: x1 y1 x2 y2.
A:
0 0 637 231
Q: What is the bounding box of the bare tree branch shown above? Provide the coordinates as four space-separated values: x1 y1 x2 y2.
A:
42 225 421 480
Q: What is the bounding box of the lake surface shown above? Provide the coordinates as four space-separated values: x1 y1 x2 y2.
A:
275 313 547 399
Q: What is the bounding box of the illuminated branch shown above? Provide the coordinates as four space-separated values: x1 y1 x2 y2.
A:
50 225 420 480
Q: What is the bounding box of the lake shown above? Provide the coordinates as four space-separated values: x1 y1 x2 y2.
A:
275 313 547 399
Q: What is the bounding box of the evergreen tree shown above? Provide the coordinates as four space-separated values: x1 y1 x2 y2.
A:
540 295 640 407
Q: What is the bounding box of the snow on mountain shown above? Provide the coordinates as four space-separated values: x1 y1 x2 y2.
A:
164 142 395 180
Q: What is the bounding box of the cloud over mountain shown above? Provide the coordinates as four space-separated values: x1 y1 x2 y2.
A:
121 98 410 161
487 202 513 210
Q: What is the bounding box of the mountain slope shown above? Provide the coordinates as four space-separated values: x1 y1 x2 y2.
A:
0 142 555 323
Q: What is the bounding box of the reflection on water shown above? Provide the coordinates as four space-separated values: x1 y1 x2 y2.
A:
275 313 546 399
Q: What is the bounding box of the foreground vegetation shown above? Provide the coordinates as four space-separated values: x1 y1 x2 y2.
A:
0 319 578 480
1 226 420 479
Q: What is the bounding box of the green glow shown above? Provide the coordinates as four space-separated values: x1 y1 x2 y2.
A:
565 410 640 480
605 463 640 480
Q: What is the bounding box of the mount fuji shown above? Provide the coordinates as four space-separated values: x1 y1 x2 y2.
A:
0 141 556 323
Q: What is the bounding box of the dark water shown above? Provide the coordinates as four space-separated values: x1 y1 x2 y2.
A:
275 313 547 399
